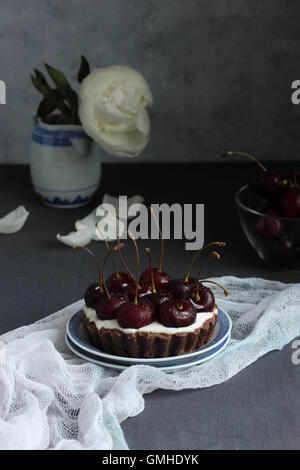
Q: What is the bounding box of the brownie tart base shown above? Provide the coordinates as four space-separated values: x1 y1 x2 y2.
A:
80 309 218 358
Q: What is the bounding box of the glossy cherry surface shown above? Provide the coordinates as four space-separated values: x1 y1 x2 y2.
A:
95 293 127 320
255 209 282 239
126 281 154 302
117 299 155 329
106 272 134 294
84 283 104 308
167 278 195 299
140 268 170 291
157 299 196 327
148 289 173 309
190 284 215 312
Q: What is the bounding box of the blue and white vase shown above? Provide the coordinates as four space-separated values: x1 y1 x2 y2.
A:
30 119 101 208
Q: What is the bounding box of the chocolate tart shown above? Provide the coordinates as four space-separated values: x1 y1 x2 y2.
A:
80 307 218 358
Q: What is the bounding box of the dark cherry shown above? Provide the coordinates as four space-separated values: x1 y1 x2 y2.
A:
280 187 300 218
148 288 173 309
95 293 127 320
263 169 290 197
84 283 104 308
140 268 170 291
157 299 196 328
190 284 215 312
168 278 195 299
126 281 154 302
255 209 282 239
117 299 155 329
106 272 134 294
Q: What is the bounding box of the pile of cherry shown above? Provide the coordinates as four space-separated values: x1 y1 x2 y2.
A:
75 235 228 330
224 151 300 260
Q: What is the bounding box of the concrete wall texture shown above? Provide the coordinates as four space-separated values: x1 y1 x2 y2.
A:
0 0 300 164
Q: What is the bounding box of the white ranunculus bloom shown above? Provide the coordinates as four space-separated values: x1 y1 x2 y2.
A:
79 66 152 157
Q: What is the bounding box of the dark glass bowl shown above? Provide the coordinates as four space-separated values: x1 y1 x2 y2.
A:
235 184 300 271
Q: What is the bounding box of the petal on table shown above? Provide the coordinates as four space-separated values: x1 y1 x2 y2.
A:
0 206 29 234
56 228 92 247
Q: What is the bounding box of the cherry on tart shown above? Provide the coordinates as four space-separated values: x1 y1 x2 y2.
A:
140 207 170 290
95 245 127 320
168 241 226 299
191 280 229 312
98 232 134 294
73 246 105 308
157 300 196 328
117 236 141 291
125 247 157 302
117 299 155 329
187 251 220 310
116 234 155 329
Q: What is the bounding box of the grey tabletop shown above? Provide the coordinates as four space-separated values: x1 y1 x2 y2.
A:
1 162 299 450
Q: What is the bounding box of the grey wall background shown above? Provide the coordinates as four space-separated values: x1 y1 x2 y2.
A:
0 0 300 164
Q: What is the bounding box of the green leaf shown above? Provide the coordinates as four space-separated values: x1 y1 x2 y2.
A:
77 55 90 83
44 63 79 124
31 75 71 122
36 98 55 120
34 69 49 86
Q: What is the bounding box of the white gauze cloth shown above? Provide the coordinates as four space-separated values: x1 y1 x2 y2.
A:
0 276 300 450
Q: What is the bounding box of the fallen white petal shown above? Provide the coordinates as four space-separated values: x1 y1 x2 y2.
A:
102 194 144 218
0 206 29 234
56 229 92 247
95 215 125 242
75 210 98 231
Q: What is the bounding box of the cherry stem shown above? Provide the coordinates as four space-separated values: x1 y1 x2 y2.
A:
117 237 139 286
223 151 268 173
149 206 164 272
102 245 123 299
73 246 103 292
196 252 220 300
145 248 157 294
96 224 120 279
184 242 226 282
128 232 140 305
198 280 229 297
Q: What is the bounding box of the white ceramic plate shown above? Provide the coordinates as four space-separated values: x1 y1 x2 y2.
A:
65 333 230 372
66 308 232 366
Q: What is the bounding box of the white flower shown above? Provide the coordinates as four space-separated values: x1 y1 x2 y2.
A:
79 66 152 157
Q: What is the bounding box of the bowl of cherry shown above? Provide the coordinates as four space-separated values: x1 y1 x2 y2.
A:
225 151 300 270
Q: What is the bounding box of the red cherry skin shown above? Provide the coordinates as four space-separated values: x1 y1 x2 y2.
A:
167 279 195 299
157 299 196 327
117 299 155 329
263 169 290 196
95 294 127 320
280 187 300 218
148 289 173 309
106 272 134 294
190 284 215 312
84 283 104 308
126 281 153 302
255 209 282 239
140 268 170 291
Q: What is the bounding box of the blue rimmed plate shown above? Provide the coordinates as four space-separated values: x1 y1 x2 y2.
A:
65 333 230 372
66 308 232 367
